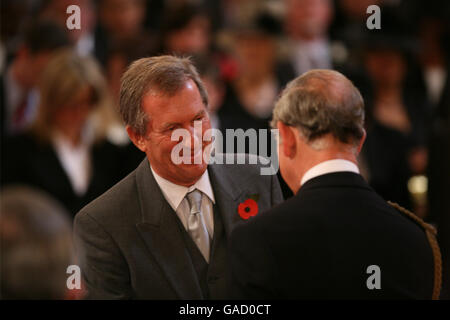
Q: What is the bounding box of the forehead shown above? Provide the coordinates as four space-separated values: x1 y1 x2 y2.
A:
141 79 204 116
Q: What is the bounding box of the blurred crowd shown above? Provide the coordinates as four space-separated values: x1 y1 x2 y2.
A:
0 0 449 299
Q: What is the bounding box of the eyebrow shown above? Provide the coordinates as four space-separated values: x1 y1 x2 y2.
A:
193 110 206 120
160 121 179 131
160 110 206 131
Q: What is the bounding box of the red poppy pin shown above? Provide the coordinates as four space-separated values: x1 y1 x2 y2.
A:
238 194 260 220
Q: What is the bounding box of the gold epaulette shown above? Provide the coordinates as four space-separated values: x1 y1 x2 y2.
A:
388 201 442 300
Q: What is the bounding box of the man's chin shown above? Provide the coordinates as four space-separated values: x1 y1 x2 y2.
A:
179 161 208 172
176 162 208 182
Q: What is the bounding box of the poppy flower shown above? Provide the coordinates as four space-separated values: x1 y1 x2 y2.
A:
238 199 259 220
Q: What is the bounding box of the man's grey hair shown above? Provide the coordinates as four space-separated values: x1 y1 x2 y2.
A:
120 55 209 136
271 69 365 148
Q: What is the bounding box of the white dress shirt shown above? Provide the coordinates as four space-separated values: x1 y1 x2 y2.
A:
75 33 95 57
424 66 447 105
52 131 93 196
151 167 215 239
300 159 360 186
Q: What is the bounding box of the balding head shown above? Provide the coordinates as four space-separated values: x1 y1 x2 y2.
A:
271 69 365 148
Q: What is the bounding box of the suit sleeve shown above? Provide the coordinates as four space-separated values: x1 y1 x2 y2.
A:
229 223 278 299
270 172 284 207
74 211 132 299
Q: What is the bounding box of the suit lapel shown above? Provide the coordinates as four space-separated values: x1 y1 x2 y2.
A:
134 160 203 299
208 163 246 239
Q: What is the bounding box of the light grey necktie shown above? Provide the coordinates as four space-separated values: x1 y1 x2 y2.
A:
186 189 210 263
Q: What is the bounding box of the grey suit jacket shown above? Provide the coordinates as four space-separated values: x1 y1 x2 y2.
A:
74 154 283 299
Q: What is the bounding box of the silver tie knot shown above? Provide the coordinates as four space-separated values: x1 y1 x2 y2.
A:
187 190 202 215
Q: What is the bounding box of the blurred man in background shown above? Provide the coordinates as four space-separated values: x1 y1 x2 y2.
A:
285 0 334 75
0 19 69 137
39 0 97 57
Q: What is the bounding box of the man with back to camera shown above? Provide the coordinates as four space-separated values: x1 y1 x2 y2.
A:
229 69 441 299
73 55 284 299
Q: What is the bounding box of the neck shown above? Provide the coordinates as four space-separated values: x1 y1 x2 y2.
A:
236 70 273 88
421 46 445 68
57 127 83 147
292 33 325 43
149 161 203 188
10 62 29 90
376 83 402 95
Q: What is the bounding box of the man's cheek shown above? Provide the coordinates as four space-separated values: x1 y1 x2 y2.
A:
201 122 212 146
167 141 183 162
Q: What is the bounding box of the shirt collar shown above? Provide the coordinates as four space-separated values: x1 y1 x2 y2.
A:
300 159 360 186
150 166 215 211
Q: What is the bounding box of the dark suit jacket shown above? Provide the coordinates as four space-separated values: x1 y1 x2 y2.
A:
74 154 283 299
427 65 450 299
230 172 435 299
1 133 126 217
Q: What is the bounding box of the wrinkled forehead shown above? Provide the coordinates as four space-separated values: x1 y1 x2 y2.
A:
142 79 203 113
142 75 191 98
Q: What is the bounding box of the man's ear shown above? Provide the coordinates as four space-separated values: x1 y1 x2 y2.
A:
277 121 296 158
126 126 147 153
356 128 367 154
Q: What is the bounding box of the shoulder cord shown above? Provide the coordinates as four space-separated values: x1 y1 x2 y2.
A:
388 201 442 300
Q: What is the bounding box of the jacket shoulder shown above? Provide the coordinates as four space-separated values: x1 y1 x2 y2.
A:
75 168 139 226
387 201 438 236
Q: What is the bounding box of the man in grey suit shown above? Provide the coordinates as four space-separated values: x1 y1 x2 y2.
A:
74 55 283 299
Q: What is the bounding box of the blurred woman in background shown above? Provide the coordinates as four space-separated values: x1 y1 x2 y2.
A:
361 36 429 212
2 49 125 218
